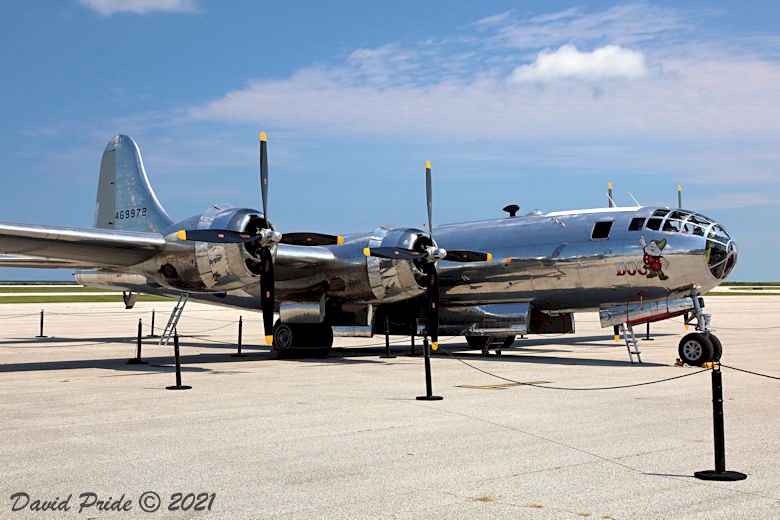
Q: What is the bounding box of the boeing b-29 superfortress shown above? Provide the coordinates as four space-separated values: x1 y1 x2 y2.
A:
0 134 738 365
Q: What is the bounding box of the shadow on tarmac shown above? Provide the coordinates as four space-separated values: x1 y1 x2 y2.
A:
0 331 675 373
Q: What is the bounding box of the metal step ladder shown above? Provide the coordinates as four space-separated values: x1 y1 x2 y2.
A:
620 323 642 364
160 292 189 346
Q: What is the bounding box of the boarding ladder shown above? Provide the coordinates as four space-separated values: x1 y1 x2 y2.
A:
160 292 189 346
619 323 643 364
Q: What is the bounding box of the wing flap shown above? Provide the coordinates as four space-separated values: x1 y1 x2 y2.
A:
0 221 166 268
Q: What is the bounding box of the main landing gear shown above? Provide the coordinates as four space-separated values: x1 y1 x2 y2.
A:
677 289 723 366
271 319 333 359
465 335 515 356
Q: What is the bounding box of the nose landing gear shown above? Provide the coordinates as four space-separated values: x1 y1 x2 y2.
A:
678 288 723 366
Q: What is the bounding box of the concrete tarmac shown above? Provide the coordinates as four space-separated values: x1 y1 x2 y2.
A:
0 297 778 519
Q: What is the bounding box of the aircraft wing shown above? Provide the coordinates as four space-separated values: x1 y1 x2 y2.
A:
0 255 101 270
0 221 167 268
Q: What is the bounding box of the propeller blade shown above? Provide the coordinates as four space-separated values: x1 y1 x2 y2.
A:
425 160 433 238
177 229 257 243
363 247 427 261
260 132 269 223
444 250 493 263
424 263 439 351
260 248 275 345
282 233 344 246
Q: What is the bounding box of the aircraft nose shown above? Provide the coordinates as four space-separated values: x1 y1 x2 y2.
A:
705 221 737 279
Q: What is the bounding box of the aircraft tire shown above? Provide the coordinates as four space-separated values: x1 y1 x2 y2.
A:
272 321 333 359
678 333 714 366
465 335 516 350
709 334 723 361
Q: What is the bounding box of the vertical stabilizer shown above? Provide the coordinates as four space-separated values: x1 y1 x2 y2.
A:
94 135 173 233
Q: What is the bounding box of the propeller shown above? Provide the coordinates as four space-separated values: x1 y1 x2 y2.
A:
176 132 343 345
363 161 491 351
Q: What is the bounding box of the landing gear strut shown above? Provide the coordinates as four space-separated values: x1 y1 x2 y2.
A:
272 320 333 359
678 288 722 366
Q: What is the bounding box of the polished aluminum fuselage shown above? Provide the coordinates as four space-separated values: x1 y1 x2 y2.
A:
78 205 734 323
431 206 726 311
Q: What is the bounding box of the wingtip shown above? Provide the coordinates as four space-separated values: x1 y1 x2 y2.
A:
176 230 187 240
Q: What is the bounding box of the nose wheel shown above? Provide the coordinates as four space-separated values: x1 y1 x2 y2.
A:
677 287 724 366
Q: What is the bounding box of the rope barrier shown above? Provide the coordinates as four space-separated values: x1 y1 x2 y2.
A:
439 348 709 390
721 364 780 381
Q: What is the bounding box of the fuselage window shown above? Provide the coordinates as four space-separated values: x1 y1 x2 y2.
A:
645 218 662 231
591 221 613 240
628 217 645 231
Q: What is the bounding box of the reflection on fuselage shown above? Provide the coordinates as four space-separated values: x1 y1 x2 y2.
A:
433 206 737 311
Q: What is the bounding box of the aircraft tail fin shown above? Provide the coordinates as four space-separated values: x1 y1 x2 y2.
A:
94 135 173 233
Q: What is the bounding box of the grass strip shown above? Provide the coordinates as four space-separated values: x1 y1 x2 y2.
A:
0 295 171 304
0 287 112 293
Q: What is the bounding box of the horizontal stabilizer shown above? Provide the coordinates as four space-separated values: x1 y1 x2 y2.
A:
0 221 167 268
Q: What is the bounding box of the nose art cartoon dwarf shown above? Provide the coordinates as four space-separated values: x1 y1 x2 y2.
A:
640 236 670 280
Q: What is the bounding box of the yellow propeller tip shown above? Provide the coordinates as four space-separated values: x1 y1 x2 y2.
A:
425 160 431 169
504 257 513 263
265 335 273 345
608 182 613 189
678 184 682 191
260 132 267 142
363 248 371 257
614 335 620 342
486 253 493 262
176 230 187 240
431 342 438 351
337 236 344 245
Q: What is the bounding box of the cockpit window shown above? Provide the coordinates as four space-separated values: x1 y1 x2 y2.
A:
688 214 712 227
668 210 689 220
663 220 682 233
708 225 730 243
645 218 662 231
702 218 736 279
652 209 670 217
591 221 613 240
628 217 645 231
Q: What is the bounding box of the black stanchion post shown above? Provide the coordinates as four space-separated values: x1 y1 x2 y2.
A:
416 337 442 401
232 316 247 358
694 362 746 481
410 331 416 356
645 322 653 341
147 309 158 338
380 315 396 359
128 318 148 365
166 331 191 390
35 309 47 338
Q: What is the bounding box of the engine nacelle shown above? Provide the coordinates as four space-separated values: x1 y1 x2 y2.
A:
363 225 431 303
139 205 270 292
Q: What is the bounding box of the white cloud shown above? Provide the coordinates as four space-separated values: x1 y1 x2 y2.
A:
508 44 648 83
78 0 199 16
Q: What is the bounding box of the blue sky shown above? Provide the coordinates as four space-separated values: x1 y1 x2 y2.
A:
1 1 778 281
